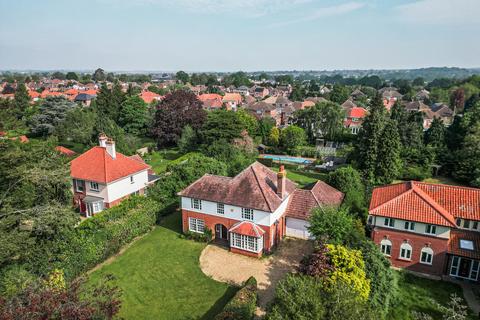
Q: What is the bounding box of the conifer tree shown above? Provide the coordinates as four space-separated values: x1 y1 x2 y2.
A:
376 119 402 184
14 83 30 119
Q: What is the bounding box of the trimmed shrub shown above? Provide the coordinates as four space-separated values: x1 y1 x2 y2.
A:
59 196 160 278
183 228 213 243
400 165 432 181
215 277 258 320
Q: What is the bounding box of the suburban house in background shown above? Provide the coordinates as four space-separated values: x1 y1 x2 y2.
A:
70 134 159 217
368 181 480 282
178 162 343 257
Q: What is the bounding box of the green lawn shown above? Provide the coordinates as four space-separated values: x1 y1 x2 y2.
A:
143 148 182 174
271 167 327 188
389 271 474 319
87 212 237 320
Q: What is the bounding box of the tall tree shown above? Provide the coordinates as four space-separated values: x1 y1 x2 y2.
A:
199 110 244 146
329 85 350 104
28 97 77 137
280 125 307 154
454 122 480 187
376 119 402 185
356 94 386 185
175 71 189 84
14 83 30 119
65 72 78 81
119 95 148 135
152 90 206 147
92 68 106 82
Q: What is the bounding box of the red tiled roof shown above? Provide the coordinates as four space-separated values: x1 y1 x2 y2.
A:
70 146 150 183
347 107 367 118
140 91 161 104
55 146 76 156
229 221 265 238
448 229 480 259
64 88 78 96
198 93 222 103
28 90 40 98
369 181 480 226
285 181 344 219
178 162 296 212
223 93 242 103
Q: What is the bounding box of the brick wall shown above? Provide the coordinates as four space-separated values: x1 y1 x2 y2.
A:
372 227 449 276
182 209 275 252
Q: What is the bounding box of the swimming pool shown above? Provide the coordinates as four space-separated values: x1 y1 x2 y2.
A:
261 154 314 164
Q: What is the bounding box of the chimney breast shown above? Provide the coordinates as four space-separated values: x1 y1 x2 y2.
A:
98 133 107 147
277 165 286 199
106 138 116 159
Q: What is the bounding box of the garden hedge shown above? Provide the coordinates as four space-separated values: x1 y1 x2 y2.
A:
215 276 258 320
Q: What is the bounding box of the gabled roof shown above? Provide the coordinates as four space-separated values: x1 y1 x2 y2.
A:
341 99 357 109
70 146 150 184
229 221 265 238
347 107 367 118
178 162 296 212
285 180 344 219
369 181 480 226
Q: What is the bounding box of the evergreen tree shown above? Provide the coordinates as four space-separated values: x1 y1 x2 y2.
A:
454 122 480 187
118 95 148 135
376 119 402 184
14 83 30 119
110 81 126 123
92 68 106 82
356 94 386 185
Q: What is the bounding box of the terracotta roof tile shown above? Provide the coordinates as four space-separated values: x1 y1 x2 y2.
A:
449 229 480 260
55 146 76 156
229 221 265 237
70 146 150 184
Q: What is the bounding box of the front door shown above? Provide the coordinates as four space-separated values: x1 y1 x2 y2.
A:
215 224 228 240
459 258 472 278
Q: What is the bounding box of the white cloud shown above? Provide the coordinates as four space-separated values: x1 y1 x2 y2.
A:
269 2 366 28
395 0 480 25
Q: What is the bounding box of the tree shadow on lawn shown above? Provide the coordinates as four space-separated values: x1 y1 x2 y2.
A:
198 286 239 320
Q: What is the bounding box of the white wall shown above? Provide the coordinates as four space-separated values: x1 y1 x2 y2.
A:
369 215 450 239
106 170 149 203
286 217 311 239
85 181 108 200
181 196 290 227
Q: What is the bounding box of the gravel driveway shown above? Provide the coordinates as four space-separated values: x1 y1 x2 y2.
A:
199 238 313 315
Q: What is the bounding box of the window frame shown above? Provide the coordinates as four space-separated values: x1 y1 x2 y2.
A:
217 203 225 215
425 224 437 235
230 233 261 253
420 248 433 265
380 239 392 257
74 179 84 192
130 176 134 184
384 217 395 228
404 221 415 231
90 181 99 192
241 208 254 221
188 217 205 234
399 243 412 260
191 198 202 210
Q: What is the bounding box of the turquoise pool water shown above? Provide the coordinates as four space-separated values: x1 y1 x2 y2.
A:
262 154 313 164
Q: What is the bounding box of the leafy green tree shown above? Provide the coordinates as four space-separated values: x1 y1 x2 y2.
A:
177 125 197 153
308 207 359 245
412 77 425 87
152 90 206 147
376 119 402 185
268 127 280 146
280 125 307 154
356 94 386 184
293 101 346 142
119 95 148 135
454 122 480 186
199 110 244 146
56 107 97 146
201 139 256 176
327 166 366 216
425 117 447 162
236 109 258 137
14 83 30 119
92 68 106 82
28 97 77 137
65 72 78 81
175 71 190 84
258 118 275 144
329 85 350 104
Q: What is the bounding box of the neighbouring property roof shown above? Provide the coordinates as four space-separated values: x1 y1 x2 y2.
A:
285 181 344 220
55 146 76 156
449 229 480 260
178 162 296 212
229 221 266 238
370 181 480 226
70 146 150 184
347 107 367 118
74 93 96 101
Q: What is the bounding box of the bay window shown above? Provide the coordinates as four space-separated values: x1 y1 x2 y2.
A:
230 233 262 253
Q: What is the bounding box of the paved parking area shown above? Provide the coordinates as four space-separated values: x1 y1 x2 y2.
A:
199 238 313 314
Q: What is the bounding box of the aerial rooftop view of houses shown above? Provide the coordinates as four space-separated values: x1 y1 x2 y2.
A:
1 0 480 319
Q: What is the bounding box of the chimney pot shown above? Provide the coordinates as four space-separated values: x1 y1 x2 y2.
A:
106 138 116 159
98 133 107 147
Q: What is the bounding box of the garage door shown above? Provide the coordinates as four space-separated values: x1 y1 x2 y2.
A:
286 217 312 239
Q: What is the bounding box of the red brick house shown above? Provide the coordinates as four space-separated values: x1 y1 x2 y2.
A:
368 181 480 281
178 162 343 257
70 134 159 217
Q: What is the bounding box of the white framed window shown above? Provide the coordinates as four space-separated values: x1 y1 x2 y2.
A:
188 217 205 233
473 221 479 230
74 179 84 192
241 208 254 221
230 233 261 253
463 220 470 229
399 242 412 260
86 201 103 217
404 221 415 231
420 247 433 265
217 203 224 215
90 181 99 192
191 198 202 210
380 239 392 256
384 218 395 228
425 224 437 235
130 176 134 184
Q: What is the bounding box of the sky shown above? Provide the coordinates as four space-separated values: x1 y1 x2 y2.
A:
0 0 479 72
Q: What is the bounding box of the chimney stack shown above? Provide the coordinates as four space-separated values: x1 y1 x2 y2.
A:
106 138 116 159
98 133 107 148
277 165 286 199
